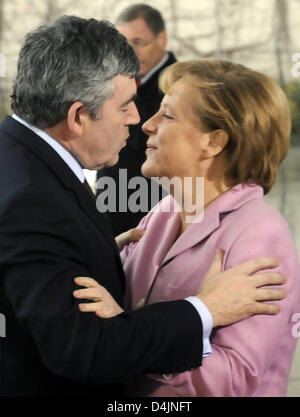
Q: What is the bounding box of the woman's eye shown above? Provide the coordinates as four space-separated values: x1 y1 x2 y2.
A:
163 114 173 120
121 107 129 113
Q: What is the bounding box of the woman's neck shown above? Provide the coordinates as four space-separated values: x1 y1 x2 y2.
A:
174 174 231 238
169 154 232 238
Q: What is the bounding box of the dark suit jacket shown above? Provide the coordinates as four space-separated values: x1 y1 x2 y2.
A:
97 52 177 236
0 116 203 397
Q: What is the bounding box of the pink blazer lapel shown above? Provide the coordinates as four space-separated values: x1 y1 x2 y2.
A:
162 208 221 265
161 183 264 265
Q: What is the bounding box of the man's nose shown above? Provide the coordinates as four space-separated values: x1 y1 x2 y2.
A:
128 101 140 125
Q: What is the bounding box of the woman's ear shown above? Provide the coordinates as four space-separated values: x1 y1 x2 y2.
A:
205 129 229 158
67 101 87 137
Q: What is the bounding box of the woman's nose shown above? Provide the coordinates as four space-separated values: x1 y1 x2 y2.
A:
142 114 157 135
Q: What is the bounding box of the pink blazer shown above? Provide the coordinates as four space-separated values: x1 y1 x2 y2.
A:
121 183 300 397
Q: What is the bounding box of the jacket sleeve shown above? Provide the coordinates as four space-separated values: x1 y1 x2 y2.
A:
0 188 203 384
142 215 300 397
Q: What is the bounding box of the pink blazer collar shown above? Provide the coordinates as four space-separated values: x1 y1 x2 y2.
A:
160 182 264 265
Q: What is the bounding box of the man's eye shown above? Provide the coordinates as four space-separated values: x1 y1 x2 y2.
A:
121 108 129 113
163 114 173 120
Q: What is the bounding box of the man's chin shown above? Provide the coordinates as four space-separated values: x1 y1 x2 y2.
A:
105 155 119 167
138 67 147 78
91 155 119 171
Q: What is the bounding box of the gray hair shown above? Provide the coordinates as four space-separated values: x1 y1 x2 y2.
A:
116 4 165 35
11 16 140 129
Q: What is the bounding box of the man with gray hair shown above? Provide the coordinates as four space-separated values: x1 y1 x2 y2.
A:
0 15 285 397
97 4 177 235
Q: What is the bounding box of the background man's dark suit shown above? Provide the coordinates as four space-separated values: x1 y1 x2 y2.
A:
97 52 177 236
0 116 203 396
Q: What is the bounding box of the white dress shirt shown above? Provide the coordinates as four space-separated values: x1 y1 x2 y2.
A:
12 113 212 356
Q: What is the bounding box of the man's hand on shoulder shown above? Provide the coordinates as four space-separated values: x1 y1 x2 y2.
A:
197 250 286 327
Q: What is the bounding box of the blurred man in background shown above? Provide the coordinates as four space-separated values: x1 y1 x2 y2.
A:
97 4 176 235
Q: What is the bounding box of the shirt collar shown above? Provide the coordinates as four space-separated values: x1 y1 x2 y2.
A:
12 114 85 183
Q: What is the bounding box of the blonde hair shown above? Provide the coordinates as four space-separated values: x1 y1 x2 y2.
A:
159 59 291 194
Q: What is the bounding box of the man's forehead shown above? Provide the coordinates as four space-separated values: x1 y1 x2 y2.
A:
112 74 136 90
117 18 153 38
107 75 137 104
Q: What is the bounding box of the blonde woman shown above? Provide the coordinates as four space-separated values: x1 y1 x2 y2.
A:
75 60 300 397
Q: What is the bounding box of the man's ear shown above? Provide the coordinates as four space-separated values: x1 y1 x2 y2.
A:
205 130 229 158
157 30 167 50
67 101 87 137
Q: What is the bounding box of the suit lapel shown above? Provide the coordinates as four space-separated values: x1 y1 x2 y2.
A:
1 116 119 256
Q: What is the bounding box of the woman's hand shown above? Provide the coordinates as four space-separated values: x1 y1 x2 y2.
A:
115 228 145 251
73 277 124 318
